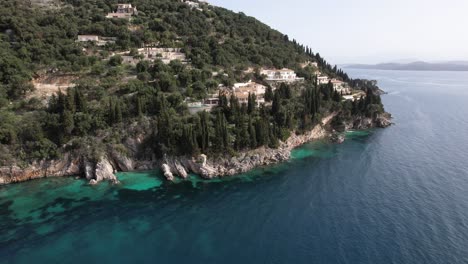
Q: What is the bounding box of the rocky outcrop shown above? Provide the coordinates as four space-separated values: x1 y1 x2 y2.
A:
94 158 120 184
340 113 393 131
0 155 121 186
0 154 81 185
159 114 334 179
374 113 392 128
83 160 94 180
161 164 174 181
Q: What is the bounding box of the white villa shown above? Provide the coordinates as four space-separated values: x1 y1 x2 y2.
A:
118 47 187 65
106 4 138 19
317 75 330 85
77 35 116 46
138 48 187 64
331 79 351 94
77 35 99 42
260 68 304 83
188 81 268 113
181 0 205 10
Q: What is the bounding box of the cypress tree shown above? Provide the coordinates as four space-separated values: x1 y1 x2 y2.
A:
333 90 341 102
62 110 74 135
249 118 257 148
229 94 239 120
65 88 76 113
108 97 115 125
265 86 274 102
272 92 281 115
74 88 87 113
198 111 210 153
136 96 143 117
255 119 269 147
247 93 256 114
57 89 66 113
214 111 229 151
115 99 123 123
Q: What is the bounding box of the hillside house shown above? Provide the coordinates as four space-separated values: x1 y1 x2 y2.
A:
138 48 187 64
116 4 138 14
331 79 351 94
121 55 139 66
260 68 304 83
317 75 330 85
77 35 116 46
204 97 220 106
118 47 188 65
181 0 205 10
77 35 99 42
232 81 267 105
106 4 138 19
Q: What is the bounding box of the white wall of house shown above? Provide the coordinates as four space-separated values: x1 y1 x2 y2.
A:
77 35 99 42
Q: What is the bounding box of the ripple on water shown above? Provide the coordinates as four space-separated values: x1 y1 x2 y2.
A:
116 171 163 191
291 141 337 160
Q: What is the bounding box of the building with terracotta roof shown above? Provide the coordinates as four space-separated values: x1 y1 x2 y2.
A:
232 81 267 105
331 78 351 94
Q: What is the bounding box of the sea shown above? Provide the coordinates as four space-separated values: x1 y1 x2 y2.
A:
1 69 468 263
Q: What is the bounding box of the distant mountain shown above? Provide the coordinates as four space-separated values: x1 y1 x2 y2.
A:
345 61 468 71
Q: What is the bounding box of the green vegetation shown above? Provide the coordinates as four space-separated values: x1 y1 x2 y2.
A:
0 0 385 166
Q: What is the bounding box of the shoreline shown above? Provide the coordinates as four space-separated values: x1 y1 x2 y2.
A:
0 113 391 186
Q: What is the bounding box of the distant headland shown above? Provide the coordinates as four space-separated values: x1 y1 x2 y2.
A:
344 61 468 72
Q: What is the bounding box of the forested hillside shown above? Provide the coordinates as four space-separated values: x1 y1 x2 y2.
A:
0 0 385 166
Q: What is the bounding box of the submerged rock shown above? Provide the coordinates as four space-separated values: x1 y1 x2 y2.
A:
330 133 345 144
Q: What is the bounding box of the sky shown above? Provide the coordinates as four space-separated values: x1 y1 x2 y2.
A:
208 0 468 64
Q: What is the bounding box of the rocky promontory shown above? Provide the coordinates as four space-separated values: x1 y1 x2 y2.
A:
0 112 391 186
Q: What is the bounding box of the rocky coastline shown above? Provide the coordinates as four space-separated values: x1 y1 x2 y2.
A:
0 113 391 186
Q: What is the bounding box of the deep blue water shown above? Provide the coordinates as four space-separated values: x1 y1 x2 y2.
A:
1 69 468 263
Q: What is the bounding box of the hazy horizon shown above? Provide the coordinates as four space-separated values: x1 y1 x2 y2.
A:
209 0 468 65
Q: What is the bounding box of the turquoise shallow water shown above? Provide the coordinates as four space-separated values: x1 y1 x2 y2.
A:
2 69 468 263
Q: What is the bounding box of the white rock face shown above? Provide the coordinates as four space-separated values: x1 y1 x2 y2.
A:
94 158 119 184
174 161 188 179
110 150 134 171
89 179 98 185
84 161 94 180
161 164 174 181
